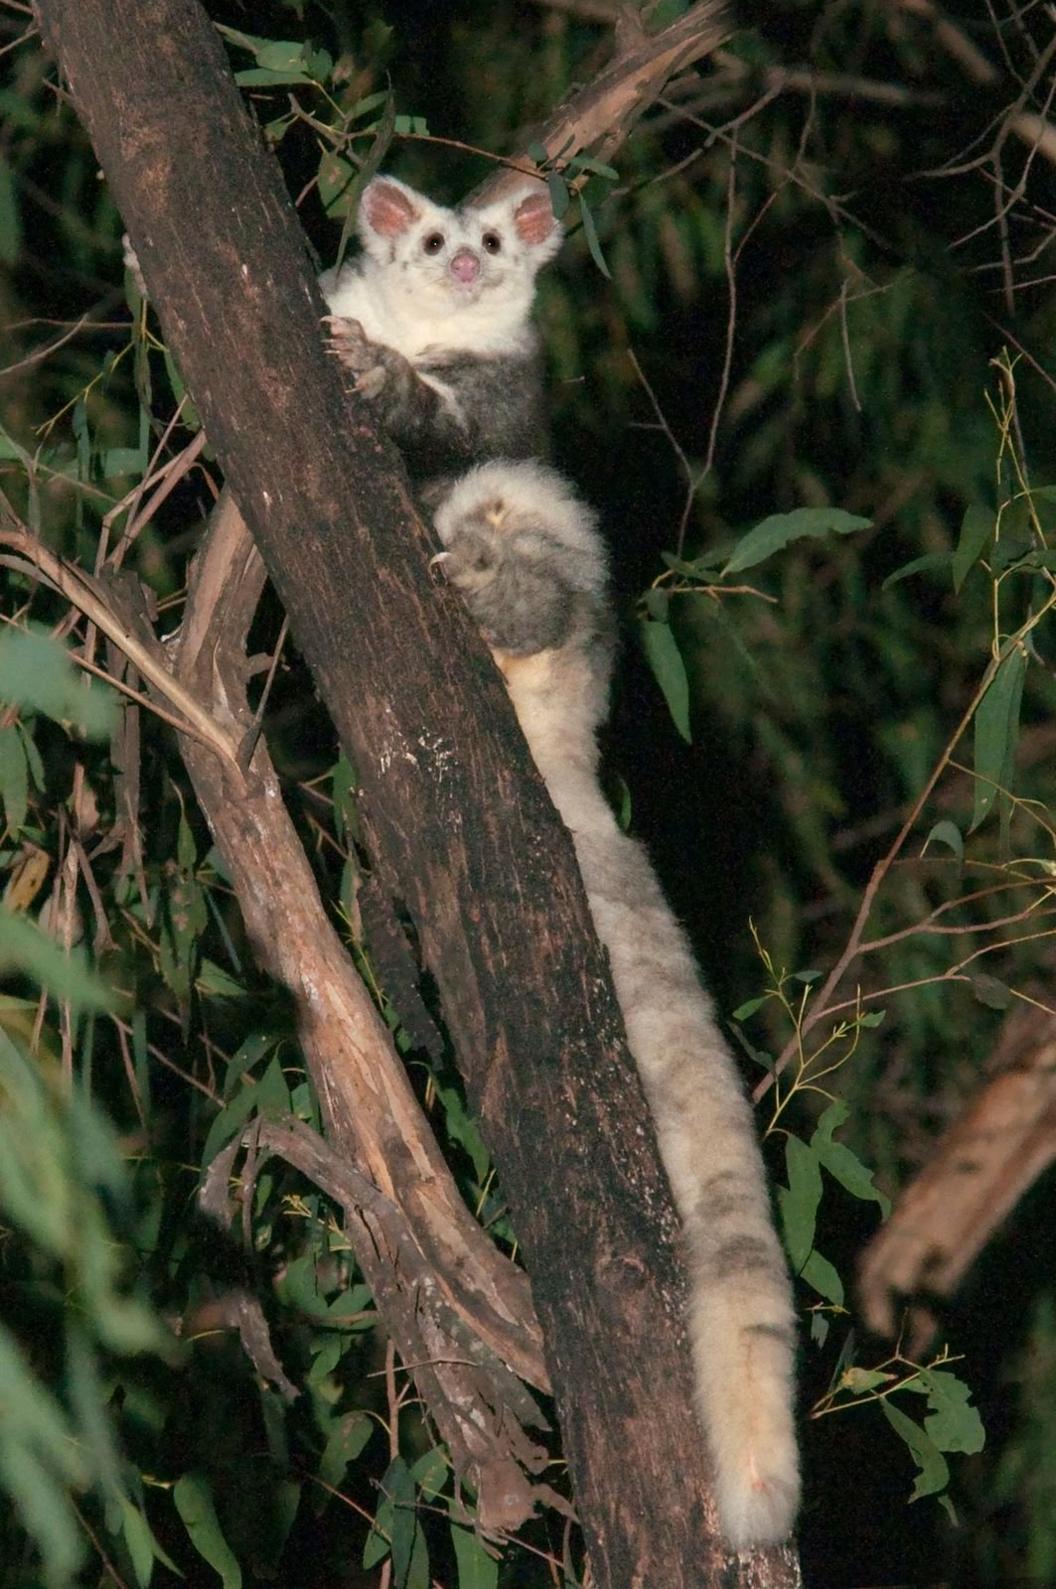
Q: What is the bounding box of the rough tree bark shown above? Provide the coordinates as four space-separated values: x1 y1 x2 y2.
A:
34 1 800 1583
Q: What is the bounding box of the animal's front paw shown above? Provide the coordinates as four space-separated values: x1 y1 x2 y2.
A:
432 528 499 594
324 316 390 399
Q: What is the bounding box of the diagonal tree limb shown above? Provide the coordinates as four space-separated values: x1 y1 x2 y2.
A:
474 0 731 204
859 1000 1056 1354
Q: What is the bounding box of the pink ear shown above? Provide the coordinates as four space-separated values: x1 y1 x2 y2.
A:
513 190 557 247
361 179 421 238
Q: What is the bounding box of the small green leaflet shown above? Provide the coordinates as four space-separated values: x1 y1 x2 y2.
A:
0 1440 86 1589
812 1101 891 1218
119 1495 180 1586
778 1135 822 1272
393 114 429 137
971 646 1026 833
923 819 963 862
451 1524 499 1589
0 627 116 739
200 1075 263 1167
546 172 570 220
0 155 21 266
660 549 726 579
882 551 951 590
801 1249 844 1305
722 508 871 577
318 1414 373 1491
638 619 691 742
567 154 619 180
227 34 318 84
66 1327 126 1509
0 907 111 1012
882 1400 950 1503
902 1369 985 1455
385 1456 428 1588
173 1472 242 1589
577 194 611 280
968 972 1012 1009
102 447 147 480
0 724 28 834
238 71 314 90
120 1500 156 1588
365 1455 425 1576
223 1030 280 1098
952 505 994 592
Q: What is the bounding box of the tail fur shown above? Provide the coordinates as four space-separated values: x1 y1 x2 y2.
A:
434 461 799 1551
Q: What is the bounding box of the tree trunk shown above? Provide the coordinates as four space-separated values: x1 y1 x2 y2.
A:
34 1 801 1581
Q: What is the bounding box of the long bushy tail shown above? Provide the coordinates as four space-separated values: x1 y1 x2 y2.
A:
576 816 798 1550
435 461 799 1551
524 733 799 1550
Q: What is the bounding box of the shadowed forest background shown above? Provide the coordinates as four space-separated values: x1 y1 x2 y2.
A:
2 0 1056 1584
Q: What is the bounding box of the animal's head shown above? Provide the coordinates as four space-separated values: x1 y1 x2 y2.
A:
357 175 562 333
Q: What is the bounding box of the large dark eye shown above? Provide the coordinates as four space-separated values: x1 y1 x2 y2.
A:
422 232 445 255
481 231 502 255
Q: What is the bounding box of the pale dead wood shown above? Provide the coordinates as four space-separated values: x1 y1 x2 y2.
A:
859 999 1056 1354
2 498 553 1529
472 0 731 205
174 494 548 1391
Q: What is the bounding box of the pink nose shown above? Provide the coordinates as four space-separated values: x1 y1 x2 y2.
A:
450 249 480 284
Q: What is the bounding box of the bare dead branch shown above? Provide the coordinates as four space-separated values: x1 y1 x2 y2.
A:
859 1000 1056 1350
472 0 732 205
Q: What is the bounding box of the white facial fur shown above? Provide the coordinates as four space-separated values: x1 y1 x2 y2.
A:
323 175 562 359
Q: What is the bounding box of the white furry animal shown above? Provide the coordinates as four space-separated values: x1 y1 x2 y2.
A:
433 461 800 1553
126 174 561 503
323 175 561 501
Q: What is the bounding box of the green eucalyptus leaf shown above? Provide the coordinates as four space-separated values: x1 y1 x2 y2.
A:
0 906 111 1011
952 504 994 592
801 1249 845 1305
923 820 963 861
969 972 1012 1010
577 194 611 279
451 1524 499 1589
173 1472 242 1589
0 724 29 834
971 646 1026 833
723 508 870 576
0 627 116 739
917 1370 985 1454
319 1414 373 1491
882 1401 950 1502
882 551 952 590
778 1135 822 1272
812 1103 891 1216
0 154 21 265
638 620 691 742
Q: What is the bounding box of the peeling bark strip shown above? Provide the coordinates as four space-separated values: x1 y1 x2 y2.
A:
35 0 799 1580
860 1000 1056 1353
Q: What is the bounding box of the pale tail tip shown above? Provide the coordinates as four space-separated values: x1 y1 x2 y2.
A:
716 1465 799 1554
